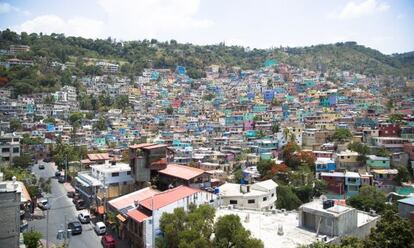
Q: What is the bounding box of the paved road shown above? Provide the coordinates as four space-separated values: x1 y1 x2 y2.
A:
28 162 102 248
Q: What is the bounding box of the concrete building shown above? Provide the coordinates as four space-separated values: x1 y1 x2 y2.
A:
299 200 379 239
218 179 278 210
398 197 414 219
157 163 211 190
336 150 360 170
0 180 21 248
90 161 135 198
9 45 30 54
0 133 21 162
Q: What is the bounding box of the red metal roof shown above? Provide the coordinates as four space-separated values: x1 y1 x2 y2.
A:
128 209 150 223
158 164 206 180
139 185 201 210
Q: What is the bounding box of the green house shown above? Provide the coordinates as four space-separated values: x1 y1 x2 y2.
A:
366 155 390 169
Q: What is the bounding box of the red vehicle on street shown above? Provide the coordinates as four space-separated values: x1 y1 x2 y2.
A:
101 234 116 248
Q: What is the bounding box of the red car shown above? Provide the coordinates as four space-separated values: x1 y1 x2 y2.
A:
101 234 116 248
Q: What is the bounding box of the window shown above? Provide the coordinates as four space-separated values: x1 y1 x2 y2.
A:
112 172 119 177
229 200 238 205
248 199 255 204
127 171 131 175
2 148 10 153
12 147 19 153
263 197 267 201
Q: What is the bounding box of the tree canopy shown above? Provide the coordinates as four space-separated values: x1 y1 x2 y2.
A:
346 185 386 214
157 205 263 248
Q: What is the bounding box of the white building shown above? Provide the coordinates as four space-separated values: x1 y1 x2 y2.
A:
75 161 135 205
218 179 278 210
125 185 216 248
90 161 134 187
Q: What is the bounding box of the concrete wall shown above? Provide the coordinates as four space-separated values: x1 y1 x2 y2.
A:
0 191 20 248
398 203 414 219
336 209 358 236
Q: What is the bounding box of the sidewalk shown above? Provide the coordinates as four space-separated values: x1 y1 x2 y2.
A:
63 182 75 193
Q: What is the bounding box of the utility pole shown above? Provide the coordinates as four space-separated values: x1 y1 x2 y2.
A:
46 196 50 248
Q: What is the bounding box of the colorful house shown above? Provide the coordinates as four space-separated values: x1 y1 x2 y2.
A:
345 171 361 196
366 155 390 169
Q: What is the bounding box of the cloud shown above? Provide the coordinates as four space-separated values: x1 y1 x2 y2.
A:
96 0 213 39
0 2 16 14
0 2 30 15
329 0 390 20
15 15 104 38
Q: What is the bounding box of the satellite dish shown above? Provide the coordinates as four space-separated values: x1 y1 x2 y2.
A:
320 195 328 202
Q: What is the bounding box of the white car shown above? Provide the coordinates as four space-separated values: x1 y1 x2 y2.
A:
37 199 50 210
78 212 91 224
95 222 106 235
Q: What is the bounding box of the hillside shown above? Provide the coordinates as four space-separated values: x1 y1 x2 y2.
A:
0 29 413 96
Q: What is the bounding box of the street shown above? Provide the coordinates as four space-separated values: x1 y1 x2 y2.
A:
29 161 102 248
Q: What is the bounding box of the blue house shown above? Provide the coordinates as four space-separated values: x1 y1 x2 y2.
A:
345 171 361 197
315 158 336 172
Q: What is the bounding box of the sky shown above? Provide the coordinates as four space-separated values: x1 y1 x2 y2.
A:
0 0 413 54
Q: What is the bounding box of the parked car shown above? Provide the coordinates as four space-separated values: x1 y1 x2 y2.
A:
37 199 50 210
55 171 61 178
38 164 45 170
74 199 86 210
101 234 116 248
78 212 91 224
72 193 80 203
58 175 65 183
20 220 28 232
68 221 82 235
67 191 76 198
43 157 52 163
94 222 106 235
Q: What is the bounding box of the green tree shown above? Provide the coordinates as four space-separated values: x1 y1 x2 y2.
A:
69 111 83 125
375 147 390 157
293 184 314 203
158 205 216 248
165 106 174 115
347 185 386 213
23 231 42 248
271 123 280 134
256 159 275 178
276 185 302 210
347 142 370 164
202 93 215 101
9 118 22 132
313 179 328 197
332 128 352 142
214 214 264 248
93 117 107 131
12 153 32 168
44 116 56 124
365 209 414 248
394 166 411 185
